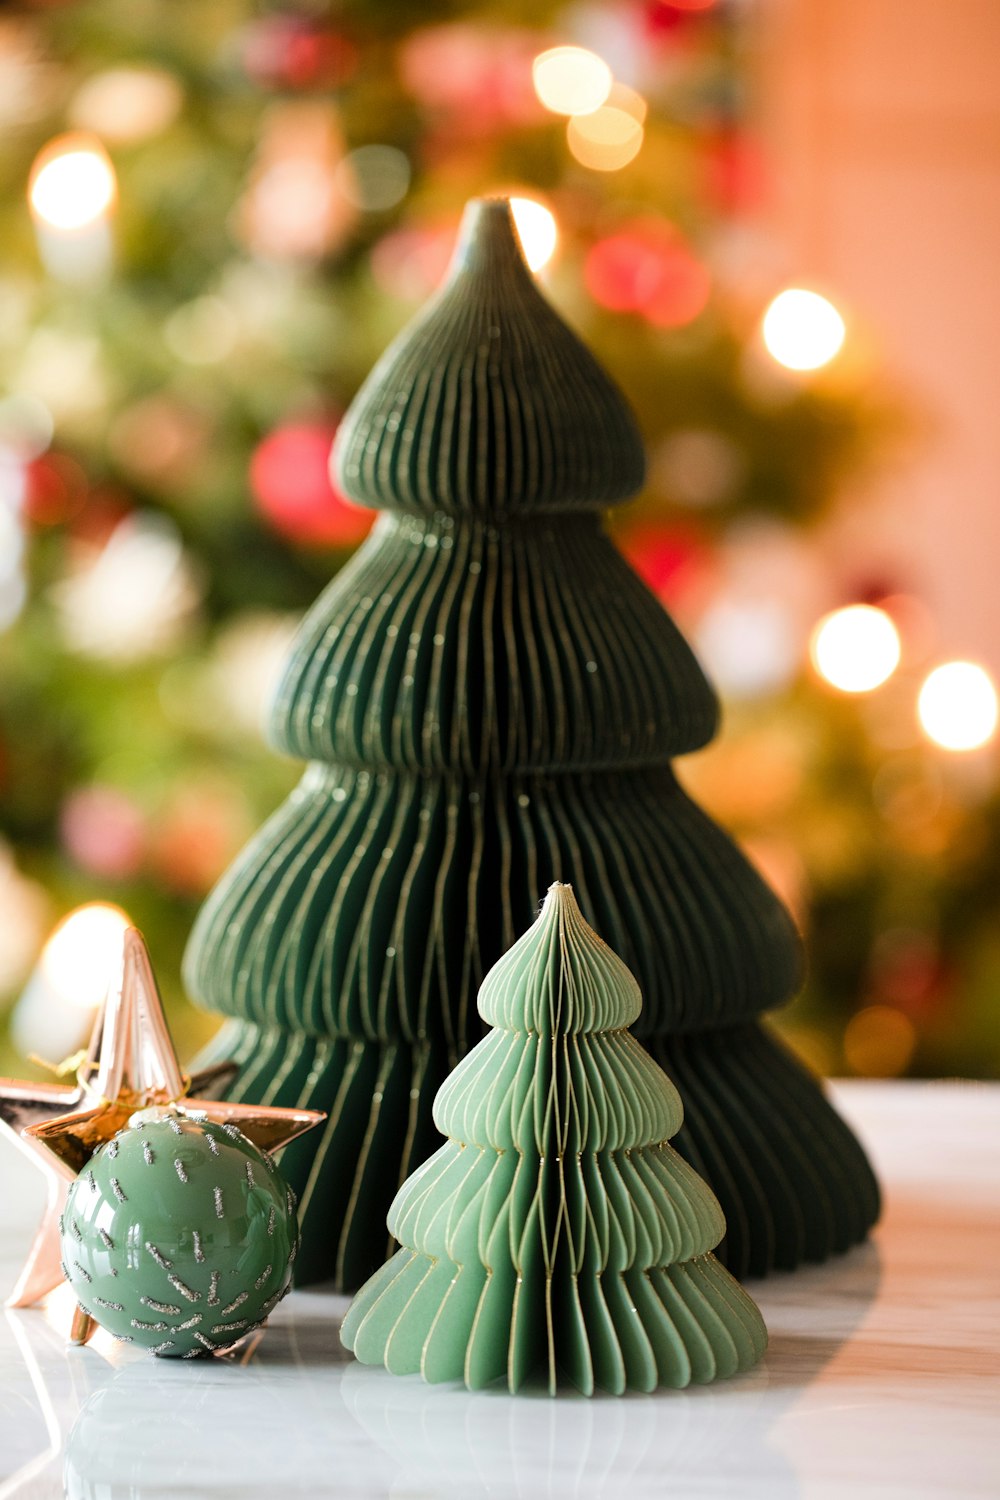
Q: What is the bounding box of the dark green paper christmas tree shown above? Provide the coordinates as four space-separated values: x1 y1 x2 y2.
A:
342 882 767 1395
184 197 879 1289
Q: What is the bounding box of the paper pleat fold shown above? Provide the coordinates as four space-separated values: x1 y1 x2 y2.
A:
185 194 879 1292
341 885 767 1394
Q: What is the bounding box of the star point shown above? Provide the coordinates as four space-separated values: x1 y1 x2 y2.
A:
24 927 324 1177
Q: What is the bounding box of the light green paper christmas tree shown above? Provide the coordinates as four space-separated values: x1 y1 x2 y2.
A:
341 884 767 1395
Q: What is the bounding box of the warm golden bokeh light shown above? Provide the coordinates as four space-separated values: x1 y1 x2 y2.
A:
918 661 999 751
29 135 117 230
41 903 131 1009
532 46 613 116
509 196 558 272
844 1004 916 1077
605 81 648 124
762 287 846 371
810 604 901 693
567 106 644 172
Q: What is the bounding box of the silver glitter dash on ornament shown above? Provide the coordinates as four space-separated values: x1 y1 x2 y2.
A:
193 1331 216 1351
145 1242 172 1270
211 1319 250 1335
220 1122 243 1142
72 1261 92 1283
148 1341 174 1355
206 1132 220 1156
143 1140 155 1165
213 1187 224 1219
69 1219 82 1242
266 1207 276 1237
141 1296 181 1315
245 1160 255 1190
87 1171 97 1193
110 1177 127 1203
131 1319 169 1332
95 1297 125 1312
167 1273 200 1304
165 1115 183 1135
174 1158 189 1184
207 1271 220 1306
106 1139 118 1159
98 1228 114 1250
219 1291 247 1316
177 1314 203 1331
254 1265 272 1290
192 1230 205 1263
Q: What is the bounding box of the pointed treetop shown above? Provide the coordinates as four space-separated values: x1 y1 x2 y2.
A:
333 196 646 518
478 882 643 1036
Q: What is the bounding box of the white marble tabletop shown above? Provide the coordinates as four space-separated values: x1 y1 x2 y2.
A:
1 1080 997 1500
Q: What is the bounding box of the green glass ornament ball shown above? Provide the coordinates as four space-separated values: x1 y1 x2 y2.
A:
60 1107 298 1358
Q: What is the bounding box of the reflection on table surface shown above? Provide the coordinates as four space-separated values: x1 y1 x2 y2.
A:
1 1083 998 1500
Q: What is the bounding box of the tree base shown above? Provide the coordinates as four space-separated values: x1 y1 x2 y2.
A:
342 1247 766 1394
197 1017 879 1290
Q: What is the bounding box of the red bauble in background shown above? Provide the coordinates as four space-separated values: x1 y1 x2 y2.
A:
618 521 712 610
585 220 711 328
701 128 769 215
250 422 373 548
239 16 358 91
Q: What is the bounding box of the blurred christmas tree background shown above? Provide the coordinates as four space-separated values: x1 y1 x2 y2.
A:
0 0 997 1083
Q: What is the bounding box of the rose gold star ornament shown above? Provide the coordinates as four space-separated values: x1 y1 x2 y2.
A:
7 927 323 1344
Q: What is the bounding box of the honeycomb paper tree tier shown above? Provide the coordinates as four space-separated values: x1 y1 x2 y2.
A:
184 197 879 1290
342 884 768 1396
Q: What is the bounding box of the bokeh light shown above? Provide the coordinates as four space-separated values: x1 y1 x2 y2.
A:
69 67 183 143
585 221 710 325
918 661 999 751
55 513 203 663
251 421 373 547
370 222 455 300
532 46 612 116
164 295 240 366
336 145 411 212
567 104 644 171
762 288 846 371
509 196 558 272
41 904 131 1006
810 604 901 693
11 902 132 1061
844 1004 916 1077
29 134 116 230
696 598 801 700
